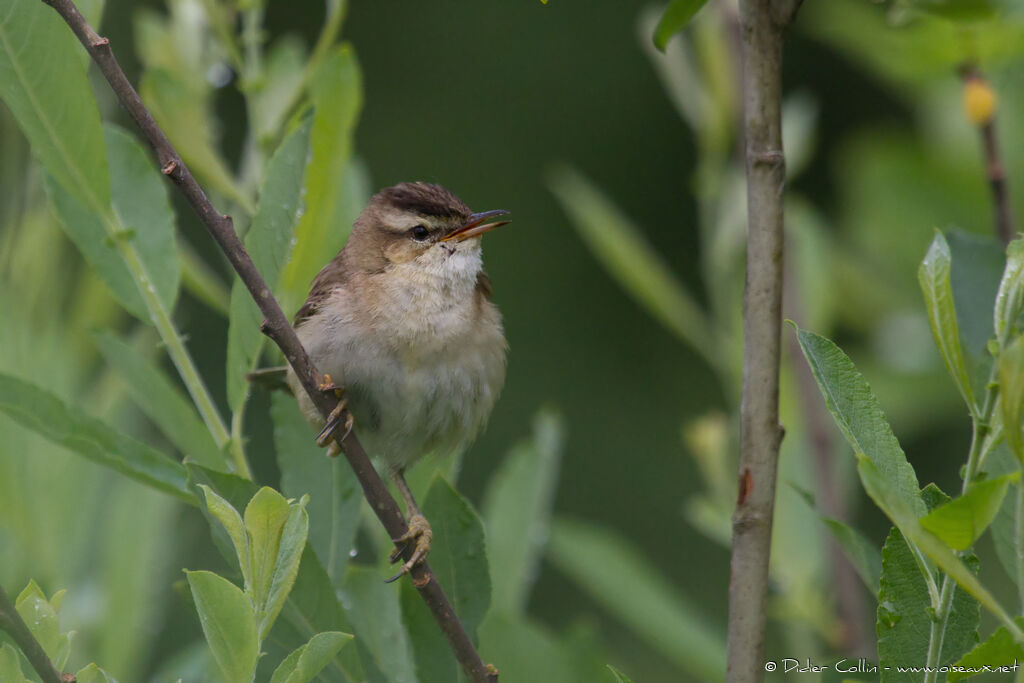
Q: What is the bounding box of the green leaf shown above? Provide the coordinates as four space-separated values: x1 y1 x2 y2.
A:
653 0 709 51
949 617 1024 682
74 663 116 683
0 0 110 208
260 498 309 640
269 632 352 683
920 473 1020 550
0 644 27 683
999 336 1024 463
607 665 636 683
482 410 564 614
341 566 417 683
273 392 362 585
477 612 579 683
279 45 363 313
400 475 491 682
857 456 1019 641
547 519 725 681
178 241 230 315
909 0 997 21
994 239 1024 348
0 372 192 501
250 37 308 146
245 487 293 609
793 486 881 591
548 165 716 365
93 330 223 469
198 484 252 589
794 327 926 517
15 580 72 669
919 231 975 410
186 570 259 683
226 118 312 410
45 125 181 321
877 522 980 681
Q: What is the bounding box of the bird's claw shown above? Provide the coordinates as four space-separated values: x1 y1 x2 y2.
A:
318 373 344 398
385 514 433 583
316 401 353 448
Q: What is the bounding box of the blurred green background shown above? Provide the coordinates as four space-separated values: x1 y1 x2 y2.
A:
3 0 1024 681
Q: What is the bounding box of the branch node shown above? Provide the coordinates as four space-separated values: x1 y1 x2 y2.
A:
90 36 108 49
160 160 177 176
61 674 76 683
413 572 431 588
751 149 785 168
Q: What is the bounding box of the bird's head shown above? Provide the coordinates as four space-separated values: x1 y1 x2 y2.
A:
346 182 509 276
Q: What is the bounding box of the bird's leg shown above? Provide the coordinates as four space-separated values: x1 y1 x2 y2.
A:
315 374 352 456
385 469 433 583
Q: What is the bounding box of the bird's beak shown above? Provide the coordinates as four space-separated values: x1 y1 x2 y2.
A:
441 209 511 242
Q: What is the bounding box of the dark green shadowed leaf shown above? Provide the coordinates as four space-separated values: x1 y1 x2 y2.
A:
279 45 363 313
994 239 1024 348
548 518 725 681
877 523 980 682
920 473 1019 550
919 231 975 410
793 486 881 591
482 410 564 614
400 475 491 682
794 327 926 517
653 0 709 51
999 336 1024 463
0 0 110 208
273 392 362 585
341 566 418 683
949 617 1024 682
226 118 313 410
185 570 259 683
270 631 352 683
0 373 192 501
94 330 223 469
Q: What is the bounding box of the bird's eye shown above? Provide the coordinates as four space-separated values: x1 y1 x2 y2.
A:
410 225 430 241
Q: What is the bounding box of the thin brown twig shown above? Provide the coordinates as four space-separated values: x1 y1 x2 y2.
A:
37 1 496 680
0 585 66 683
727 0 799 681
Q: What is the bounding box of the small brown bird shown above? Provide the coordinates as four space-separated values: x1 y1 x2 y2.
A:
286 182 509 580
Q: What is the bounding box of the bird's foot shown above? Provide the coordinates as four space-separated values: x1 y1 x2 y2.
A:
316 400 353 449
318 373 344 398
385 514 433 583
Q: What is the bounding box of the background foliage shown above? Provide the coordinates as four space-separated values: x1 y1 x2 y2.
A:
2 0 1024 681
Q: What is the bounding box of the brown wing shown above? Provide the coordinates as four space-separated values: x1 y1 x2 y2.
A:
293 255 350 328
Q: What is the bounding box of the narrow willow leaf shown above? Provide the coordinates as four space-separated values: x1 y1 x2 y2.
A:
260 499 309 640
0 373 192 501
245 487 293 611
14 581 71 669
548 519 725 681
793 486 881 591
794 327 926 516
178 242 230 315
994 239 1024 347
341 566 418 683
948 231 1005 399
477 612 578 683
186 570 259 683
949 617 1024 682
74 664 116 683
482 410 564 614
251 37 308 145
877 524 979 681
269 631 352 683
920 473 1020 550
226 118 313 410
919 231 975 409
279 46 363 312
857 456 1019 640
94 330 223 469
0 644 27 683
272 392 361 584
999 336 1024 463
0 0 110 208
198 484 252 589
653 0 709 51
399 475 491 681
548 166 716 364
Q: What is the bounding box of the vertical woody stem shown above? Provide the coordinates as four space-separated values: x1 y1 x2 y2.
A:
727 0 800 680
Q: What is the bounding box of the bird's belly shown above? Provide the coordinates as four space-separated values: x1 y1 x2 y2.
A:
296 320 505 469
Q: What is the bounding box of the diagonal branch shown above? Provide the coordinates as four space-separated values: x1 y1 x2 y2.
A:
0 585 65 683
37 1 496 680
